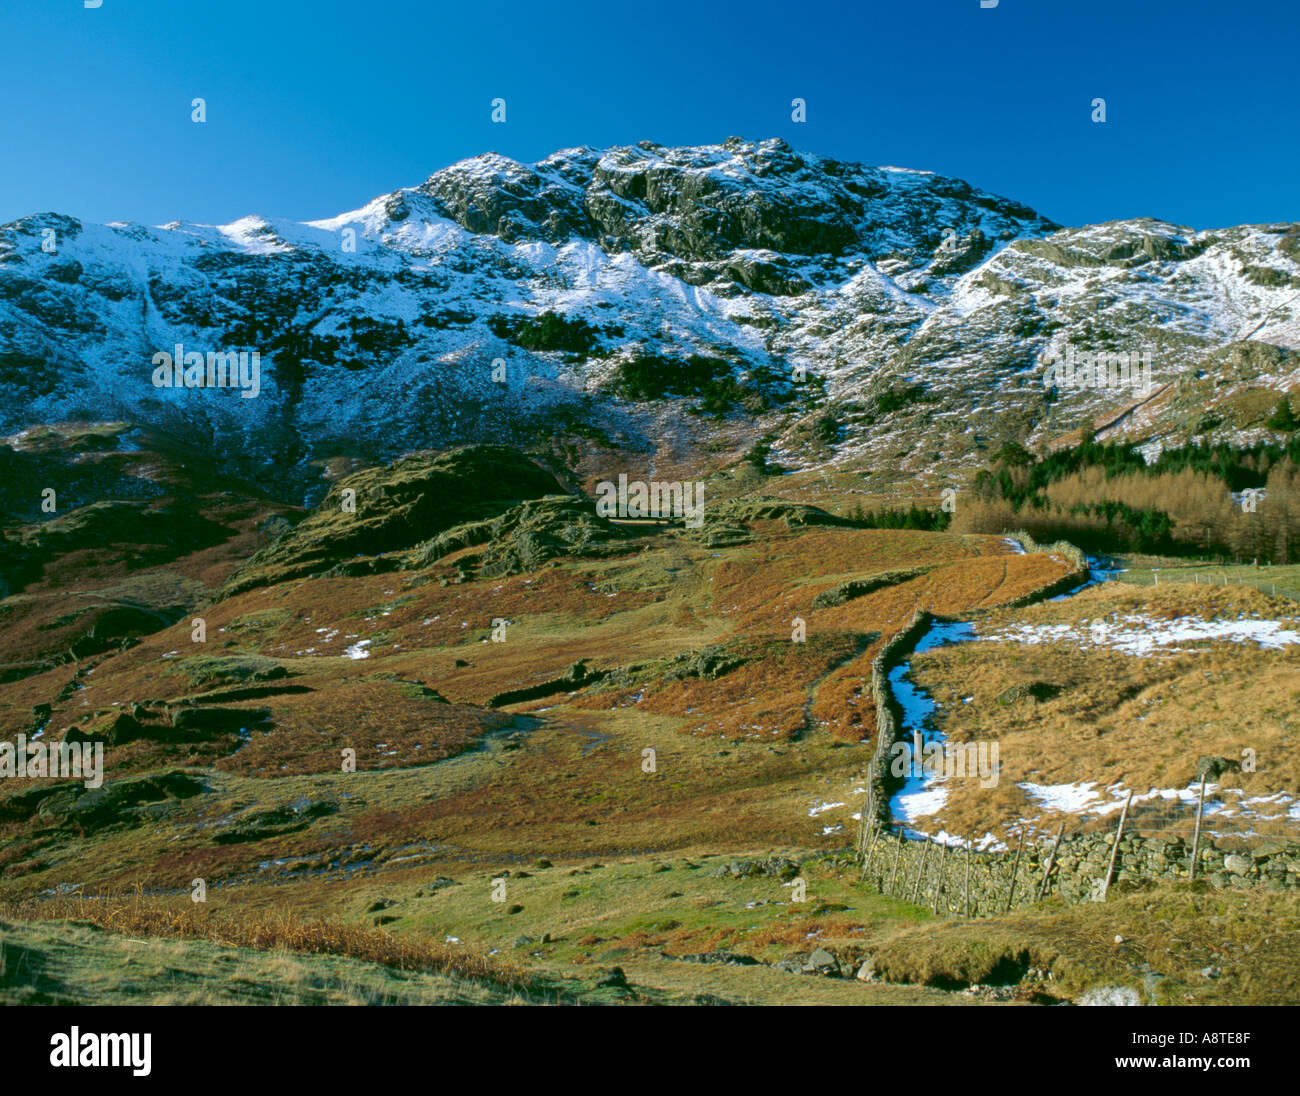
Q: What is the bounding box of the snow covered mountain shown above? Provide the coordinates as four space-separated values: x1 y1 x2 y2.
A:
1 136 1297 494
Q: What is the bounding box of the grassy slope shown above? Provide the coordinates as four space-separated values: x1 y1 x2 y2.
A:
5 860 1294 1005
3 427 1297 1005
0 918 536 1006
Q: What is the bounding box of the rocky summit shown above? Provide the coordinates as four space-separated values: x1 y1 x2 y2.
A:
3 138 1296 497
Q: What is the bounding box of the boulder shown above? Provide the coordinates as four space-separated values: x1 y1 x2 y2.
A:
170 706 271 735
1193 755 1242 783
1223 854 1252 876
804 947 841 977
6 769 206 832
64 710 145 747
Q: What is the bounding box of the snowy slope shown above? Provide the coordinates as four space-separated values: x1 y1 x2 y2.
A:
1 137 1296 488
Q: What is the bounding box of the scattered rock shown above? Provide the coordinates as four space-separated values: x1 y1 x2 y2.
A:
211 800 337 844
26 703 52 734
996 681 1061 705
803 947 841 977
710 855 802 881
1078 985 1141 1006
0 769 205 831
561 660 592 684
672 950 760 967
595 967 628 989
63 709 146 747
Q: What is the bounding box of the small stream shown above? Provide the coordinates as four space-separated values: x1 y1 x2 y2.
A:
881 553 1294 845
886 556 1106 847
886 621 977 840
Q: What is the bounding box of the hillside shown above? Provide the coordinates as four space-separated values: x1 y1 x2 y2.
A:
2 140 1298 1010
3 138 1297 499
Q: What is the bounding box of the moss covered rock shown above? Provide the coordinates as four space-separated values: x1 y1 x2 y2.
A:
222 446 565 595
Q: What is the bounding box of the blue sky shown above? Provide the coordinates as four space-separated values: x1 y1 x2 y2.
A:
1 0 1295 230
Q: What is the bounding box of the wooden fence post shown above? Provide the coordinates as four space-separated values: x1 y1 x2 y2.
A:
857 788 874 860
861 820 882 883
887 835 904 896
1005 828 1027 912
932 842 948 914
1036 820 1067 900
1190 776 1208 881
965 834 973 917
1100 791 1134 902
910 839 931 904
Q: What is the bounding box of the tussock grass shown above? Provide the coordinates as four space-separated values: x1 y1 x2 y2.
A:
906 581 1300 838
0 890 545 996
0 917 538 1005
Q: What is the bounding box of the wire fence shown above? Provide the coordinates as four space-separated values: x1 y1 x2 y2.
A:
1090 564 1300 602
1057 790 1300 851
858 779 1300 918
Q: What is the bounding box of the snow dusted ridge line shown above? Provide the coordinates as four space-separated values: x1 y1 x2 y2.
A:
2 137 1296 477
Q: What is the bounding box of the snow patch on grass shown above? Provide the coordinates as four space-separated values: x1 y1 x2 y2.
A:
981 613 1300 655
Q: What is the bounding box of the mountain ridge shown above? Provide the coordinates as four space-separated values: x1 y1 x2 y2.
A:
1 137 1297 498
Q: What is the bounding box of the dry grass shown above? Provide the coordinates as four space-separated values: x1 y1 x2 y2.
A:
903 581 1300 838
0 888 540 993
0 917 537 1005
